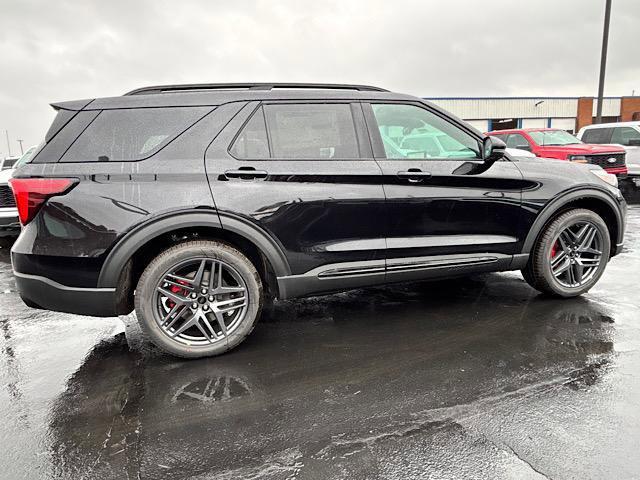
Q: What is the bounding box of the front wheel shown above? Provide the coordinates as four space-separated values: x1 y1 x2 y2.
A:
522 209 610 297
134 240 263 358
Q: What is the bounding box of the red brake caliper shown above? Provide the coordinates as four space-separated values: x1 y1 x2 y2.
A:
167 280 189 308
550 240 559 258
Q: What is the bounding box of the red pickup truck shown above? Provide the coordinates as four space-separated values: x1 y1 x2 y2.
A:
486 128 627 176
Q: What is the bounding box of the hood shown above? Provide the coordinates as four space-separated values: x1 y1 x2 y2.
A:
537 143 625 154
0 168 13 185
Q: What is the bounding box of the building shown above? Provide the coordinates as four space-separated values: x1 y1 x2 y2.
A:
425 96 640 134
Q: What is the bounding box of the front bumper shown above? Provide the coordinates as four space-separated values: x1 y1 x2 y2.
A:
0 207 20 237
13 271 118 317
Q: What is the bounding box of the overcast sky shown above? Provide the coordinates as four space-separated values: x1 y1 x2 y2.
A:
1 0 639 156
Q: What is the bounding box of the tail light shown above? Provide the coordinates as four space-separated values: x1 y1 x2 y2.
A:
8 178 77 225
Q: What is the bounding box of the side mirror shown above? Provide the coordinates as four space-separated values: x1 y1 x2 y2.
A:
627 139 640 147
482 136 507 162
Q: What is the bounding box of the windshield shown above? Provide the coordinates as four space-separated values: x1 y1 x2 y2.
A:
529 130 582 146
13 145 38 168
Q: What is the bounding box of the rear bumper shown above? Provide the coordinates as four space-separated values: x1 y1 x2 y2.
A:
13 271 118 317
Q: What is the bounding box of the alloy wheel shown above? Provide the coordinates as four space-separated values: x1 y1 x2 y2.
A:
549 221 603 288
153 258 248 346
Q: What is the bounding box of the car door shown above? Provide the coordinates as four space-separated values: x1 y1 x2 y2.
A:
205 100 387 292
611 126 640 174
362 101 528 280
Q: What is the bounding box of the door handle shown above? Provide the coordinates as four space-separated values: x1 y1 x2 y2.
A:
224 167 268 180
397 169 432 183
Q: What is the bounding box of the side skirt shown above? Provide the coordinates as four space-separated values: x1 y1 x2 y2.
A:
277 253 525 299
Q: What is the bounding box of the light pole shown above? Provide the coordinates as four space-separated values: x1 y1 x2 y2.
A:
596 0 612 124
4 130 10 157
17 139 24 156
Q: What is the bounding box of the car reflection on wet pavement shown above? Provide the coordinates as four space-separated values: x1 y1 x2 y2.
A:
1 206 640 479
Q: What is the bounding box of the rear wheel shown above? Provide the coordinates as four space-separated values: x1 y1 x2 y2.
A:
134 240 262 358
522 209 610 297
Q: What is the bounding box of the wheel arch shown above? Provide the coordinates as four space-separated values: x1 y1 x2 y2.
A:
521 188 624 257
97 210 290 314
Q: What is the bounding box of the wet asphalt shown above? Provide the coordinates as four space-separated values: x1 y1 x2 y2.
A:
2 196 640 479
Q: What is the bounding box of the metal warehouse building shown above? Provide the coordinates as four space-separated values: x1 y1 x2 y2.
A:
425 96 640 134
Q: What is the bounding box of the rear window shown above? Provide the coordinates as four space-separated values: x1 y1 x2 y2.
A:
264 104 359 159
61 107 211 162
581 127 613 144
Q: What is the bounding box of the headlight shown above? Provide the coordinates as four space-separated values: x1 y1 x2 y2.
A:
570 155 588 163
590 168 618 187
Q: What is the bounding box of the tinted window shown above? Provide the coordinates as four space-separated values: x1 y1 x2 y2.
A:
506 134 530 149
62 107 210 162
372 104 480 160
611 127 640 146
581 127 613 144
263 104 359 159
230 108 270 159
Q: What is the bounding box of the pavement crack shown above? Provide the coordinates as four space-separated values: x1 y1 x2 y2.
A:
499 442 553 480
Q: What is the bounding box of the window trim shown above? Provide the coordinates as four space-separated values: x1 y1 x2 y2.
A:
227 100 371 161
59 106 215 163
361 101 487 162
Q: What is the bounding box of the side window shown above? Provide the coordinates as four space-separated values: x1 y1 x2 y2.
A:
611 127 640 146
263 104 359 159
62 107 210 162
371 104 481 160
581 128 612 144
230 107 270 159
506 134 531 150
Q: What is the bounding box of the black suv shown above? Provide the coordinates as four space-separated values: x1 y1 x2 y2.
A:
10 83 626 358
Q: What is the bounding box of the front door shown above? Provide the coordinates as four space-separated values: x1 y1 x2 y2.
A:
205 101 387 294
363 102 527 278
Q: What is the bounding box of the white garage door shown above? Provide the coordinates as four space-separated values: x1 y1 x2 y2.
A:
550 118 576 132
464 120 489 133
521 118 547 128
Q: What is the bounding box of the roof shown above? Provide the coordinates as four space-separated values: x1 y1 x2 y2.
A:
52 82 417 111
579 121 640 130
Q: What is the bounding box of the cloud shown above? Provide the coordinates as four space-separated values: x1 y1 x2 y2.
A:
1 0 639 154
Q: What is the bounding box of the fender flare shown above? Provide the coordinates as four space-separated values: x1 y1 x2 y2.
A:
521 187 624 254
97 210 291 288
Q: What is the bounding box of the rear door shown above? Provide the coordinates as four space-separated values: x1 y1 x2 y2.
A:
363 101 527 277
205 101 386 282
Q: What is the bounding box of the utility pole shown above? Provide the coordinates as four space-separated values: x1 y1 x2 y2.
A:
17 139 24 155
4 130 10 157
596 0 612 124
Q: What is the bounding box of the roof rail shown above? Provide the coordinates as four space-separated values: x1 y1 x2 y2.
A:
124 83 389 96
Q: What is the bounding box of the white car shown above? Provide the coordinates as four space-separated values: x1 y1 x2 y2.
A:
578 121 640 182
0 146 37 237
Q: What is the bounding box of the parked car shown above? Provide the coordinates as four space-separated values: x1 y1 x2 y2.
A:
577 122 640 185
10 83 626 358
0 146 36 237
486 128 627 177
1 156 20 171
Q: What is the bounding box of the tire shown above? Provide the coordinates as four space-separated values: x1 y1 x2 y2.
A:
521 208 610 297
134 240 262 358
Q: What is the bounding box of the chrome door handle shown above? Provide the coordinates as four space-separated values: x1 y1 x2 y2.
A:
224 168 268 180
